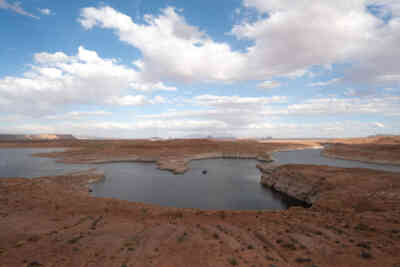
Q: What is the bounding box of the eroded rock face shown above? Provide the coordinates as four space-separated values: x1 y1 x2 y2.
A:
257 164 320 205
258 163 400 213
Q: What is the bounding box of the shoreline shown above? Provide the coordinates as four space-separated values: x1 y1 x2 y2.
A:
322 150 400 166
2 162 400 266
1 139 400 266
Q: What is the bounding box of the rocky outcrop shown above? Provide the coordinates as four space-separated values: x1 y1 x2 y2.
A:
257 164 320 205
258 163 400 213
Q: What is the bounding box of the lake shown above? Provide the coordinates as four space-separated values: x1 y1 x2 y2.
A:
1 147 399 210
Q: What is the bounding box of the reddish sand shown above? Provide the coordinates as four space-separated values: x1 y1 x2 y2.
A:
0 138 400 266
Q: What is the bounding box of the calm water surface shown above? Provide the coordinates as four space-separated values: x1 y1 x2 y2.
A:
90 159 289 210
0 148 288 210
0 148 91 178
273 148 400 173
1 147 399 210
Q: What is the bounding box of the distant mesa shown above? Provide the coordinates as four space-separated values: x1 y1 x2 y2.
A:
0 134 76 141
183 134 236 140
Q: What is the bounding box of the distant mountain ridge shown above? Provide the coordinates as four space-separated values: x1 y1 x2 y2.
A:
0 134 76 141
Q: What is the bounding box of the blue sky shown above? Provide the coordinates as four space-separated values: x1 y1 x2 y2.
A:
0 0 399 138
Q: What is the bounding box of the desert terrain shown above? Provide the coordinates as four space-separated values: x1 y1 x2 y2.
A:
0 137 400 266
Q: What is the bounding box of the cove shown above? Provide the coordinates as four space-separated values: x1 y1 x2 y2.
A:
90 159 290 210
0 148 290 210
2 147 399 211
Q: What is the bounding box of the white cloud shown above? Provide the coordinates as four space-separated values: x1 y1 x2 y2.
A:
2 118 395 139
106 95 167 106
0 46 175 116
78 3 400 85
137 94 289 133
135 94 400 137
373 122 385 128
106 95 148 106
79 6 246 83
0 0 39 19
34 51 70 64
344 89 357 96
193 94 287 107
308 78 341 87
45 110 111 120
38 8 51 15
150 95 167 104
129 82 177 92
257 80 281 89
244 120 395 138
284 96 400 116
378 74 400 82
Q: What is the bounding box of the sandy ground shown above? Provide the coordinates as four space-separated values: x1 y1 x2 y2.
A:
262 136 400 166
0 138 400 266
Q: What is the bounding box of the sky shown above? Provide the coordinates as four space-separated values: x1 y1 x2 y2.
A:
0 0 399 138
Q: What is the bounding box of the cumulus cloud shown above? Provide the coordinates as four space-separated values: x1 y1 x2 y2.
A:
308 78 341 87
106 95 167 106
134 93 400 138
373 122 385 128
45 110 111 120
0 0 38 18
2 2 400 138
0 46 176 116
257 80 281 89
79 6 246 83
234 1 380 79
193 94 287 107
2 118 395 139
284 96 400 116
137 94 289 133
38 8 51 15
78 2 400 85
129 82 177 92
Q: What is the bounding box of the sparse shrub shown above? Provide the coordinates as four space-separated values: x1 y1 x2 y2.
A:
229 258 238 266
295 257 312 263
360 251 373 259
282 243 296 250
356 242 371 249
177 232 187 243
